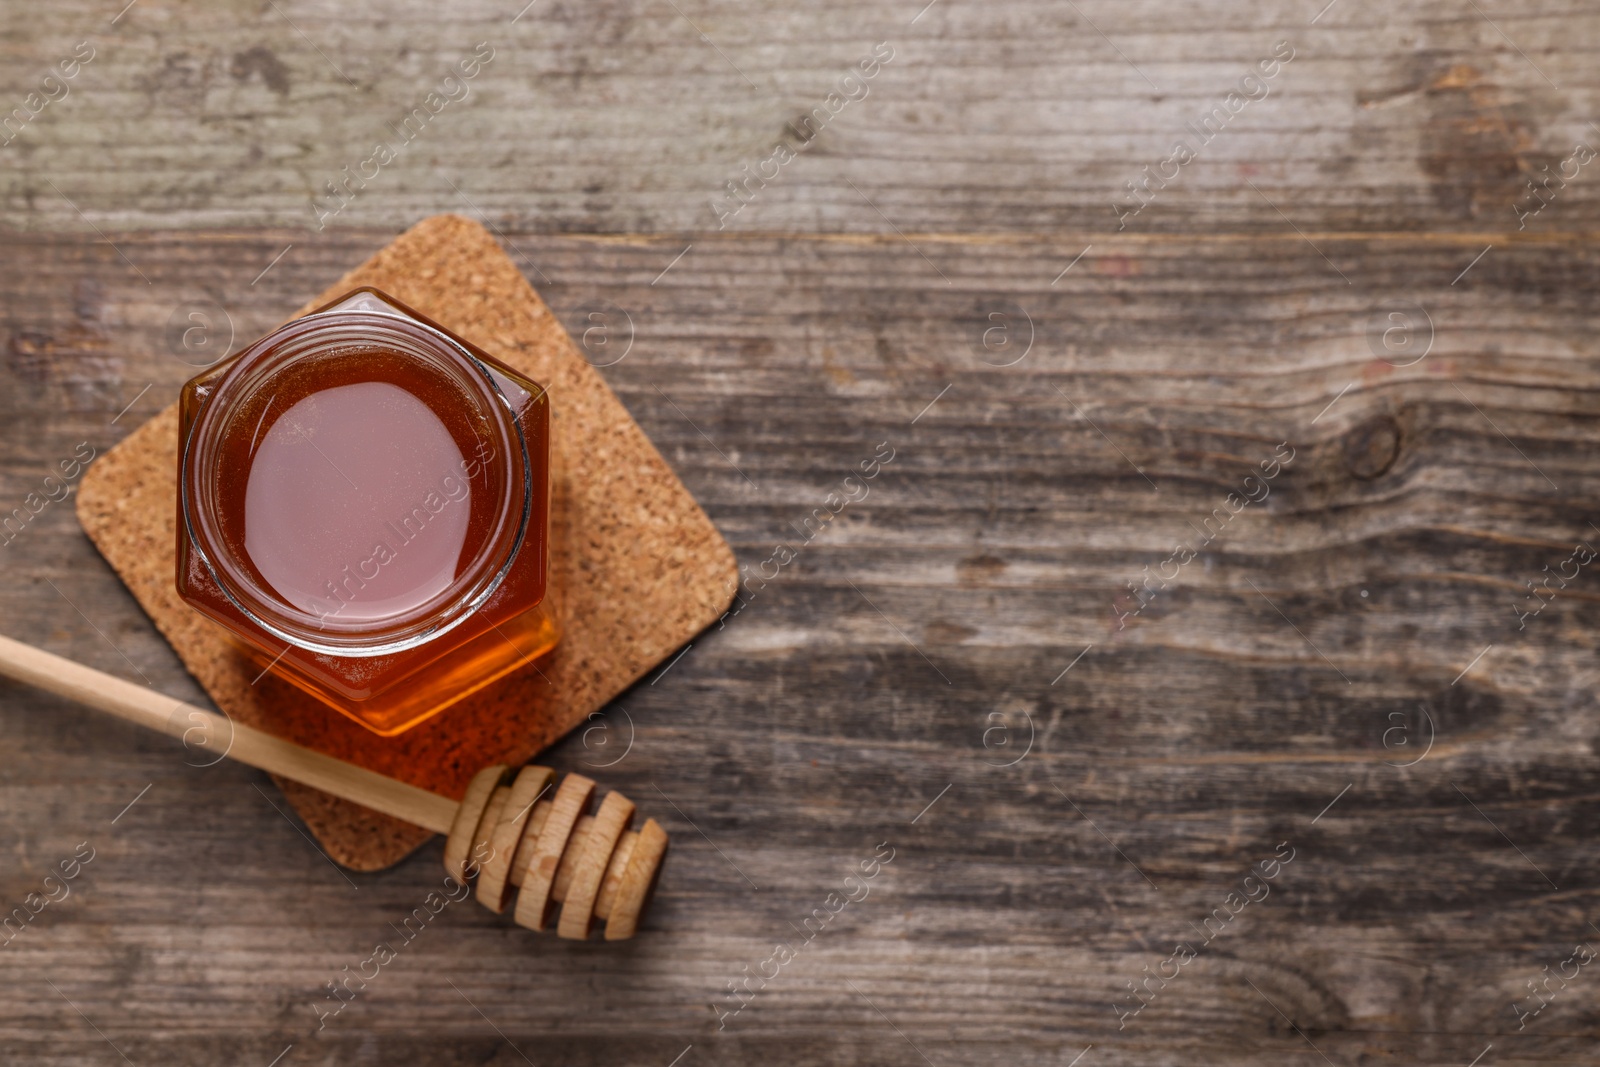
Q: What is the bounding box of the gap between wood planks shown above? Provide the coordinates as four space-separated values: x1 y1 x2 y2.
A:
10 227 1598 248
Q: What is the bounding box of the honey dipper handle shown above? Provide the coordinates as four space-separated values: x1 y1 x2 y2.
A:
0 631 458 834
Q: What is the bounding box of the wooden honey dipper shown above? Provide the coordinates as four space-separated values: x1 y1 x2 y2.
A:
0 631 667 940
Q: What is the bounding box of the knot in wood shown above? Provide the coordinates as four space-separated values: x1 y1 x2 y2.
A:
1341 415 1402 480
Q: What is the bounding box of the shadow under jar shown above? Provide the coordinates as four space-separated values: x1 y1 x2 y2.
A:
176 288 560 736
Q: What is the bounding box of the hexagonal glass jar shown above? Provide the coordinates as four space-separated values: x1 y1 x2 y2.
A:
176 287 561 736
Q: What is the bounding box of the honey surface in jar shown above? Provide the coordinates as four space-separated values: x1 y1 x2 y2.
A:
230 356 489 624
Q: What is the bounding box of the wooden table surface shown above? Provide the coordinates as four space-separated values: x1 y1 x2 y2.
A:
5 1 1600 1064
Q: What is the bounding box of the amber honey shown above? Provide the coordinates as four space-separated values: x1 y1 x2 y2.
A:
177 288 560 735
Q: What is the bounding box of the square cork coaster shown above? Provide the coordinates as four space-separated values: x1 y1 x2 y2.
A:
75 215 736 870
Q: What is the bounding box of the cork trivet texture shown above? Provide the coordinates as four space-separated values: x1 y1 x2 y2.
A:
75 215 737 871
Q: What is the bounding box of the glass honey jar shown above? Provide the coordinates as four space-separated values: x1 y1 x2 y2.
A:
176 287 560 736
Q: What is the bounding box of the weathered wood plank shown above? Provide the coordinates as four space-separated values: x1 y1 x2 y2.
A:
2 229 1599 1064
3 1 1600 235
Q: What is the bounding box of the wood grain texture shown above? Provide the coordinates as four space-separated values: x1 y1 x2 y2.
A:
2 227 1598 1064
6 0 1600 1060
1 1 1598 235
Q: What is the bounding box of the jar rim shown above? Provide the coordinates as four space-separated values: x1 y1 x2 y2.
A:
179 301 532 658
